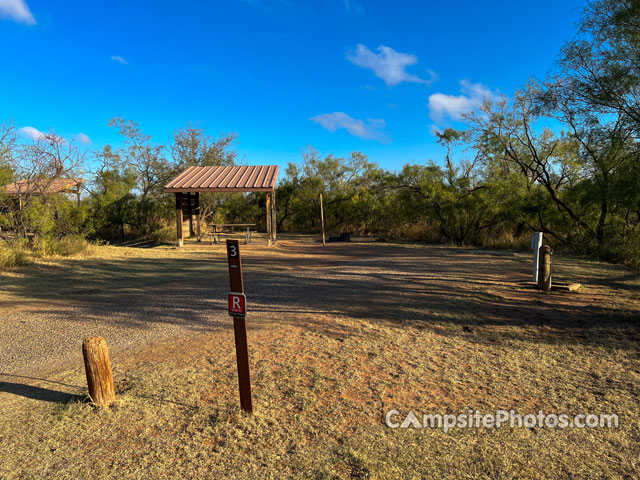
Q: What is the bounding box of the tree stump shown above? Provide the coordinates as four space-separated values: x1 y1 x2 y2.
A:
82 336 115 407
538 245 553 292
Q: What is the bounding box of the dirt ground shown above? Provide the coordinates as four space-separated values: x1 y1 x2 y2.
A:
1 237 639 478
1 236 637 375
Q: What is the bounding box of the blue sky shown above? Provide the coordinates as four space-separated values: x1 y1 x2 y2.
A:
1 0 587 172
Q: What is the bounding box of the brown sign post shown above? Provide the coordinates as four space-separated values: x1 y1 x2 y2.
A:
226 239 254 413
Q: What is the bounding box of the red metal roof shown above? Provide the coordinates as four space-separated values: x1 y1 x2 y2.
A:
3 178 83 195
163 165 279 193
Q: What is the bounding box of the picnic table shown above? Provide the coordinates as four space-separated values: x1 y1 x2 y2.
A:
209 223 257 245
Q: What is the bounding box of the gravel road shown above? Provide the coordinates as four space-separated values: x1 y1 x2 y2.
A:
1 240 635 377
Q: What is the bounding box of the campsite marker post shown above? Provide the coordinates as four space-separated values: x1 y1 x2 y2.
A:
531 232 543 282
226 239 253 413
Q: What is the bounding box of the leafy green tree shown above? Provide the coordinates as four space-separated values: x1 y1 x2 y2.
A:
283 147 382 233
170 124 241 229
556 0 640 137
171 124 237 169
89 145 139 240
464 93 593 246
108 117 176 236
535 0 640 258
275 181 295 231
389 129 503 245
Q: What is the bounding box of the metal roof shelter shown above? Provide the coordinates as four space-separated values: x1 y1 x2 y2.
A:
3 178 83 207
165 165 278 192
163 165 279 246
4 178 83 196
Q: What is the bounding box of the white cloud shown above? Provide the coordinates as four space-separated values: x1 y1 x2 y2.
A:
0 0 35 25
110 55 128 65
310 112 389 143
75 133 92 144
346 44 436 87
18 126 92 144
18 126 45 140
428 80 501 123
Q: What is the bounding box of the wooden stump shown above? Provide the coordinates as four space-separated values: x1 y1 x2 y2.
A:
82 336 115 407
538 245 553 292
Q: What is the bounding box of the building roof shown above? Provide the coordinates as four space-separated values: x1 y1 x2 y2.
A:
2 178 83 196
163 165 279 193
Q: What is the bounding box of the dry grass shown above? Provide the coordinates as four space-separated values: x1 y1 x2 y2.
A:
0 236 100 269
1 237 639 479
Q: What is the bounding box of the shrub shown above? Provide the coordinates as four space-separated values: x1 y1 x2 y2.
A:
0 242 31 268
31 235 93 258
148 226 177 243
53 235 93 257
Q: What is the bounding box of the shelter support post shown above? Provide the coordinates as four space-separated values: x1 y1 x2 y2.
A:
195 192 201 242
271 189 276 244
187 193 195 237
175 193 184 247
266 193 272 246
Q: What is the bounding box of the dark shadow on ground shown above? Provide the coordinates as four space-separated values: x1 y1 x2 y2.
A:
0 381 84 403
1 241 638 352
112 240 174 248
0 373 83 389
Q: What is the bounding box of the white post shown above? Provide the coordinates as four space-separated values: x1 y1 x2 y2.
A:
531 232 543 282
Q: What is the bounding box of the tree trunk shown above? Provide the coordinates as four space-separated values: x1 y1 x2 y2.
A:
596 196 608 255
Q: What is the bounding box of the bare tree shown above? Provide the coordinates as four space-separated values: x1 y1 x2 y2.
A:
0 122 18 232
0 121 18 170
10 129 85 237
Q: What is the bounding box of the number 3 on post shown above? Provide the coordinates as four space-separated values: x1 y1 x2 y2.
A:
226 239 244 293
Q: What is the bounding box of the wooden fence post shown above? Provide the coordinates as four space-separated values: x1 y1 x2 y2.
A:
538 245 552 292
82 336 115 407
320 193 326 247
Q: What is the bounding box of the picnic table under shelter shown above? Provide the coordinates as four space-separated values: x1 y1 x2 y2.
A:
163 165 279 246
